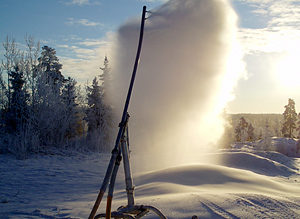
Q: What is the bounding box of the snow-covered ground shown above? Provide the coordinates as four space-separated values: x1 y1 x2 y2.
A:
1 140 300 218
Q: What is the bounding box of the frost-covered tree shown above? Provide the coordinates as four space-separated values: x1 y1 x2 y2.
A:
35 46 66 147
61 77 81 139
235 117 248 142
85 77 103 150
86 77 102 133
0 65 6 137
0 66 6 111
0 39 90 155
218 110 234 148
274 119 281 137
37 46 64 95
260 119 272 151
0 37 42 156
281 98 297 138
84 57 114 151
2 36 20 108
296 113 300 154
85 75 114 151
3 66 36 158
99 56 114 149
247 123 255 141
1 36 39 109
99 56 111 100
5 66 29 133
296 113 300 139
24 35 40 106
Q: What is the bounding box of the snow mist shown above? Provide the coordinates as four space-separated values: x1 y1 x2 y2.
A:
108 0 244 171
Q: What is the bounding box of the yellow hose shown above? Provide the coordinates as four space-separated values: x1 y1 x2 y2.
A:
106 195 113 219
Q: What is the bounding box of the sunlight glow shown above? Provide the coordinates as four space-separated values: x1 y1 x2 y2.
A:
275 50 300 89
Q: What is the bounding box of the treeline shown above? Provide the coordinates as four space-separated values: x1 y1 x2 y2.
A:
221 98 299 147
0 36 114 158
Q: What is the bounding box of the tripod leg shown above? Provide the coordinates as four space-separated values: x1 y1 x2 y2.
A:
121 131 135 207
106 154 122 219
89 190 105 219
89 150 119 219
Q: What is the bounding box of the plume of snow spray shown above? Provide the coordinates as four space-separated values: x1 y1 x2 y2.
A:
108 0 244 171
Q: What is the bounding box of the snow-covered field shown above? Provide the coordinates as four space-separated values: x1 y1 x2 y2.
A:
1 141 300 218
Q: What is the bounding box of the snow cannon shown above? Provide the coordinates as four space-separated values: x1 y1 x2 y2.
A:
88 6 167 219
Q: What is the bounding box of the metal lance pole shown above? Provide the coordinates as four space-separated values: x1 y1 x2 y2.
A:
88 6 147 219
120 113 135 207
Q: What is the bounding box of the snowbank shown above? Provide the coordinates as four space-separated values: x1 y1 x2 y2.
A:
232 137 300 157
0 149 299 218
217 151 298 177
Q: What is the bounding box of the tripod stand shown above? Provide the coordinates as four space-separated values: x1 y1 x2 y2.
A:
94 113 166 219
88 6 167 219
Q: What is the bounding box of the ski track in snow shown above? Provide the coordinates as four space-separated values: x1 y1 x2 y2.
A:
0 150 300 219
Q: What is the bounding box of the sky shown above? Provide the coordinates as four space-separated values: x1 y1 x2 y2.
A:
1 0 300 114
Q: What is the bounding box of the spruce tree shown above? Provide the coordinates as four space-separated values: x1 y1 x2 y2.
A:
85 77 104 150
36 46 66 147
86 77 103 133
247 123 255 141
0 67 5 103
235 117 248 142
281 98 297 138
61 77 80 139
296 113 300 139
99 56 114 150
3 66 32 157
99 56 111 99
37 46 64 95
5 66 29 133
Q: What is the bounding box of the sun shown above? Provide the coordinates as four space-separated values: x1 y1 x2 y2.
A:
275 51 300 89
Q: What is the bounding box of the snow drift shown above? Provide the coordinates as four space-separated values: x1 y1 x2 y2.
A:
232 137 300 158
1 149 299 218
108 0 244 171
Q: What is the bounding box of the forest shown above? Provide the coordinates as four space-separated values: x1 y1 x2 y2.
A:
225 98 298 141
221 98 300 156
0 37 299 159
0 36 114 159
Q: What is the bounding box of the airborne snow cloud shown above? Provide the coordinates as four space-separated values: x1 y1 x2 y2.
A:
108 0 245 171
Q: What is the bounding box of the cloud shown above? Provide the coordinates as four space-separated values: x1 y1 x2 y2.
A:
65 0 100 6
236 0 300 54
59 33 115 84
70 0 89 5
66 18 103 27
138 0 167 2
57 44 69 48
78 40 107 47
239 27 300 54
